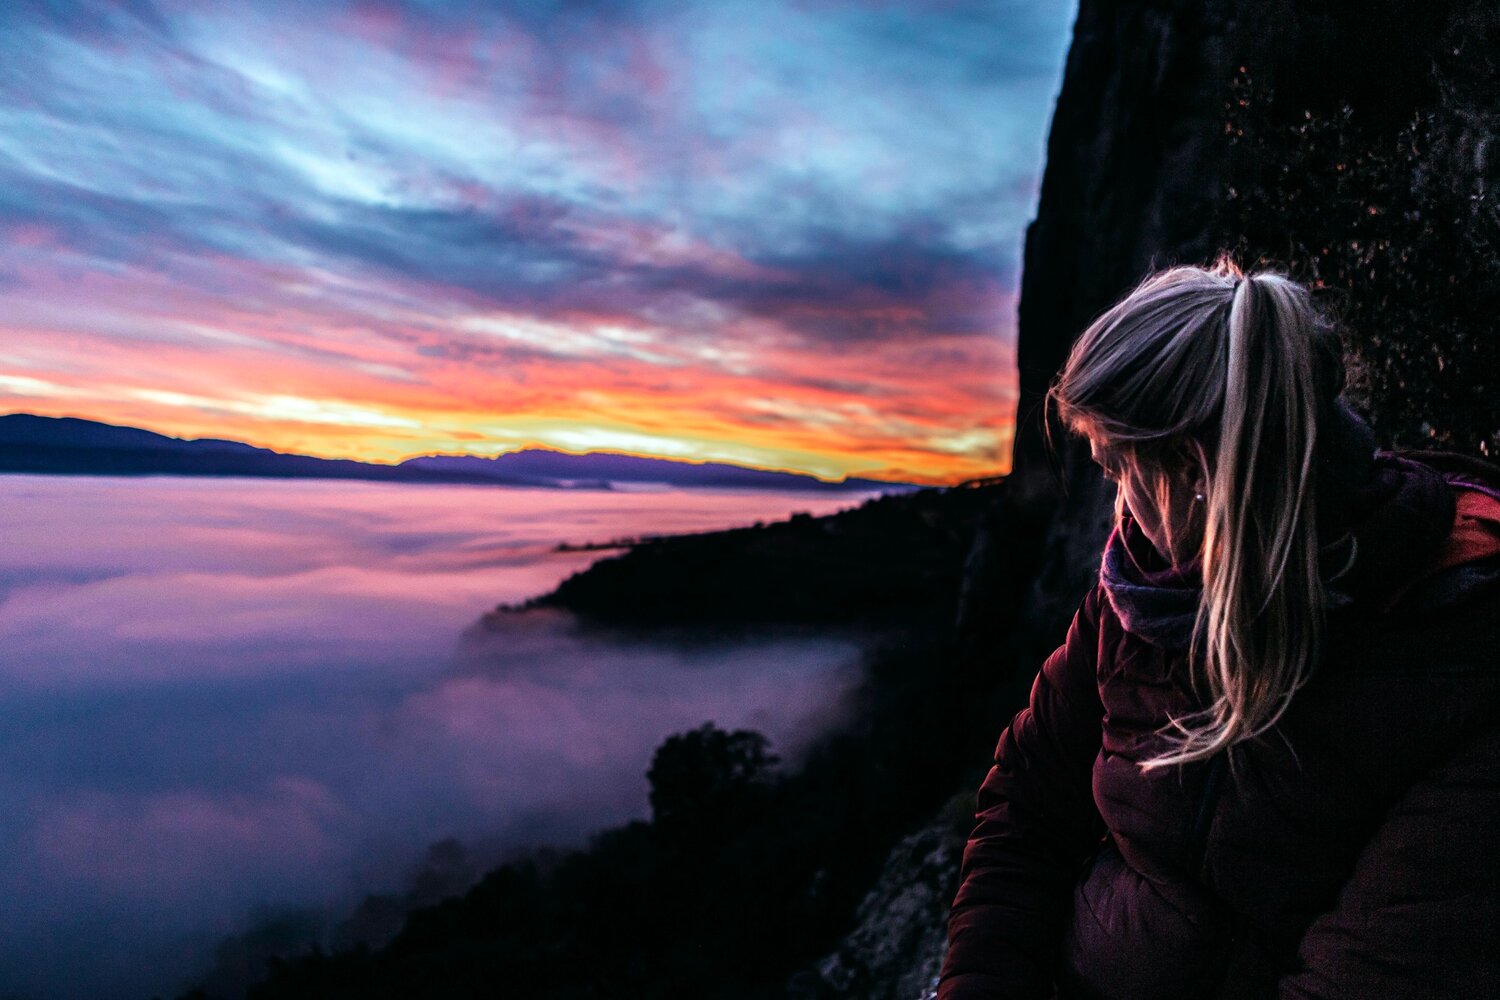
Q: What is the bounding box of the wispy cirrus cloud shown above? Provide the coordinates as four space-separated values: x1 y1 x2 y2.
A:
0 0 1074 483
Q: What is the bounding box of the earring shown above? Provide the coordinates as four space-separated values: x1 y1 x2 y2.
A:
1193 490 1206 502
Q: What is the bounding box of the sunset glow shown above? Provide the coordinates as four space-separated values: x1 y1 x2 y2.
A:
0 2 1073 485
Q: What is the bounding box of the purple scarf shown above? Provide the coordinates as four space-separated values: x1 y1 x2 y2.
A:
1098 516 1362 650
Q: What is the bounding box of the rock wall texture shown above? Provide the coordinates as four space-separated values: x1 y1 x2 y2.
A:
1007 0 1497 654
813 0 1500 995
787 796 971 1000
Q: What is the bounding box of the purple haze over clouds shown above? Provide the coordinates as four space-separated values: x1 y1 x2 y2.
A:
0 475 884 999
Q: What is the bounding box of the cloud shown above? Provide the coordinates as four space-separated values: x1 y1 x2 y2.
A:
0 475 883 998
0 0 1071 483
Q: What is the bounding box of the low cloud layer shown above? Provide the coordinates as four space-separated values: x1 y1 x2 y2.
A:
0 475 879 999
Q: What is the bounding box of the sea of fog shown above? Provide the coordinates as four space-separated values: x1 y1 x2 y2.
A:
0 475 888 1000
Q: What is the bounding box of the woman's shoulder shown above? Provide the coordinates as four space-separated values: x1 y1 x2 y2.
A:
1326 551 1500 679
1374 449 1500 621
1308 456 1500 731
1385 447 1500 486
1326 448 1500 622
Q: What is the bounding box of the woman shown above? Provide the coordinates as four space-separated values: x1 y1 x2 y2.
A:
937 261 1500 999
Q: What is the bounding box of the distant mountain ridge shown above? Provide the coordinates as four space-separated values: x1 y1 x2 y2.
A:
0 413 917 493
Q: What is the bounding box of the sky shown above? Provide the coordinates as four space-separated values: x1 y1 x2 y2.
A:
0 0 1076 485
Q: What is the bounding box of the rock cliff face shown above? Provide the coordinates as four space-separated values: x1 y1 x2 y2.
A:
811 0 1500 994
786 797 971 1000
993 0 1496 666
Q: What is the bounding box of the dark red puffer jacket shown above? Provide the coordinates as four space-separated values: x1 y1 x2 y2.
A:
939 452 1500 1000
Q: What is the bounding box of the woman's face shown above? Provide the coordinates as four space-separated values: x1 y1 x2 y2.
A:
1088 435 1203 565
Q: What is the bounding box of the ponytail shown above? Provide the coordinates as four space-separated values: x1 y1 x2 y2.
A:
1151 273 1325 768
1049 260 1338 769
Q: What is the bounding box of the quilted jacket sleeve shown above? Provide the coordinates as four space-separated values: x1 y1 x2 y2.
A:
937 586 1108 1000
1278 727 1500 999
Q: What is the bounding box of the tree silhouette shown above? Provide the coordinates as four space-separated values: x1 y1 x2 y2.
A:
647 722 780 835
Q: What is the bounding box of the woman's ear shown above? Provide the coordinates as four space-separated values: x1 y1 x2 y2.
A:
1170 437 1213 498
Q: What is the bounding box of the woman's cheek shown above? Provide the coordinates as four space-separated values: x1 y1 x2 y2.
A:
1122 480 1166 551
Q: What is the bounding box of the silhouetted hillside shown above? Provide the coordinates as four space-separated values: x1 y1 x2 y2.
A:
482 484 996 630
0 413 912 492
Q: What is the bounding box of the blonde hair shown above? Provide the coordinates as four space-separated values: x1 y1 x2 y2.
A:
1049 258 1341 769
